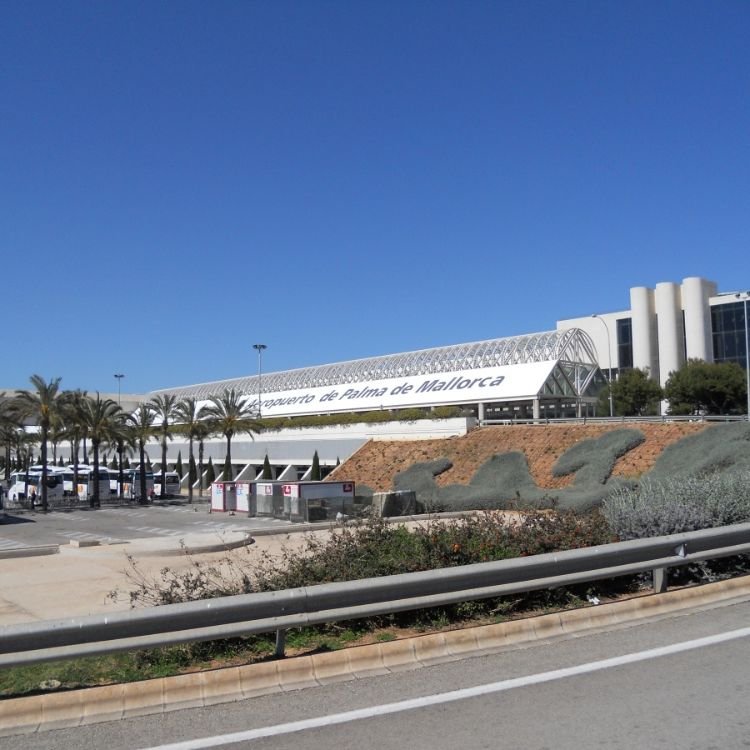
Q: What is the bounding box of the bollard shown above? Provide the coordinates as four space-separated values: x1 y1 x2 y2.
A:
652 567 668 593
275 629 286 658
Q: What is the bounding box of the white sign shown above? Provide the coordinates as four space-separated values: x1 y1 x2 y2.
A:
197 361 557 420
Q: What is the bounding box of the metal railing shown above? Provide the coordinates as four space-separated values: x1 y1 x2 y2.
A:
2 523 750 668
480 415 747 426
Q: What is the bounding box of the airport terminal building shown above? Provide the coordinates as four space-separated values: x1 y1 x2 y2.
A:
6 276 745 484
144 276 748 481
155 276 748 421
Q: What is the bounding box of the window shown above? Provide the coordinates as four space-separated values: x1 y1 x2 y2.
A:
712 301 747 369
616 318 633 371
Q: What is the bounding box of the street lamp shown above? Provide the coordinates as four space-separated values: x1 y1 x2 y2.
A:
591 315 614 417
114 373 124 406
735 293 750 421
252 344 267 417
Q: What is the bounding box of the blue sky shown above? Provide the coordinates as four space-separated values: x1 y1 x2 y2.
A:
2 1 749 395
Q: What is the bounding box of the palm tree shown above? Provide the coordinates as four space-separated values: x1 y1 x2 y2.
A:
104 411 134 500
150 394 179 500
203 388 261 481
10 426 35 498
59 389 88 501
78 394 121 508
173 397 209 504
15 375 62 511
193 419 212 498
126 404 156 504
0 394 24 483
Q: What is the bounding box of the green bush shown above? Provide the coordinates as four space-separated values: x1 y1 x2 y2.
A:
602 472 750 540
123 511 616 607
258 406 463 432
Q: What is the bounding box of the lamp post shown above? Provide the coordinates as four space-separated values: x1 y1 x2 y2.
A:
114 373 124 406
591 315 614 417
252 344 267 417
736 293 750 421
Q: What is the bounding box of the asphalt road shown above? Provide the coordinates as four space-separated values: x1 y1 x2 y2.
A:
4 597 750 750
0 500 291 550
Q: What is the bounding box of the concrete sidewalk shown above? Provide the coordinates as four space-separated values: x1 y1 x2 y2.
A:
0 528 327 626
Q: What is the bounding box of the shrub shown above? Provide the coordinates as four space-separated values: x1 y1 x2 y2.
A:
602 472 750 540
122 510 616 608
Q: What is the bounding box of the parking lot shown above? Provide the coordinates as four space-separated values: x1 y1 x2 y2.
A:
0 499 293 552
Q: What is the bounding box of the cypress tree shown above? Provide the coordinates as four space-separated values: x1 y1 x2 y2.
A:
176 450 184 478
310 450 321 481
262 454 272 479
205 457 215 485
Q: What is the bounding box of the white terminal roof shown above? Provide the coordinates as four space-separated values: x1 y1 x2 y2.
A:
151 329 602 415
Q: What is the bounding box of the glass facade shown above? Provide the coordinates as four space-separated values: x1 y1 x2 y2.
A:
711 301 748 369
616 318 633 371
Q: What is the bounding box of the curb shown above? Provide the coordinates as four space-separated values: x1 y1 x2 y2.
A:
1 574 750 737
0 533 255 562
0 545 59 561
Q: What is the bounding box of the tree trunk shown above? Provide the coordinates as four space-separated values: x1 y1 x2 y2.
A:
188 436 194 504
198 440 204 498
91 441 100 508
118 439 125 499
40 426 49 512
224 434 233 480
139 441 147 504
160 434 168 499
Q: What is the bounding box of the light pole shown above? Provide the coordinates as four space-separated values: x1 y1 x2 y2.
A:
252 344 267 417
591 315 614 417
736 293 750 421
114 373 124 406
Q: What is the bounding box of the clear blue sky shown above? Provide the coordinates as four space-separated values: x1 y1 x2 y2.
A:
2 1 749 395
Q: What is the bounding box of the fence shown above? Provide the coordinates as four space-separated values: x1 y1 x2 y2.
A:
1 523 750 668
480 415 747 427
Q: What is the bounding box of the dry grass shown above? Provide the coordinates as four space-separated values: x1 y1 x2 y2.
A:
329 422 711 493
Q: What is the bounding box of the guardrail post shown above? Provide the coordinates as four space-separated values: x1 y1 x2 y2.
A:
275 629 286 658
652 567 668 593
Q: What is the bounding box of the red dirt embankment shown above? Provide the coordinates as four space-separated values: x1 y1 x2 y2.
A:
329 422 711 493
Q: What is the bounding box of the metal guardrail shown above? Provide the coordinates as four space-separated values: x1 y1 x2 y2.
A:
2 523 750 668
480 415 747 426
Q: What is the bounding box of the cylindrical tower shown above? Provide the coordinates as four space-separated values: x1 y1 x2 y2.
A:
654 282 684 386
681 276 717 362
630 286 657 377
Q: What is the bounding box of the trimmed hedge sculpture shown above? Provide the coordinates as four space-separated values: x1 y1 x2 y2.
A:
388 423 750 513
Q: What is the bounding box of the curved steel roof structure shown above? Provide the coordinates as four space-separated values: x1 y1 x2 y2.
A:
151 328 600 401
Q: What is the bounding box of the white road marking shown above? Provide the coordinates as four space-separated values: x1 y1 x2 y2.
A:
137 625 750 750
127 526 185 536
58 531 125 544
0 538 29 550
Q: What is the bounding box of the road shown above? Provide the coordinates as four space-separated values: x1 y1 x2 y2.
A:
0 500 290 551
4 597 750 749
